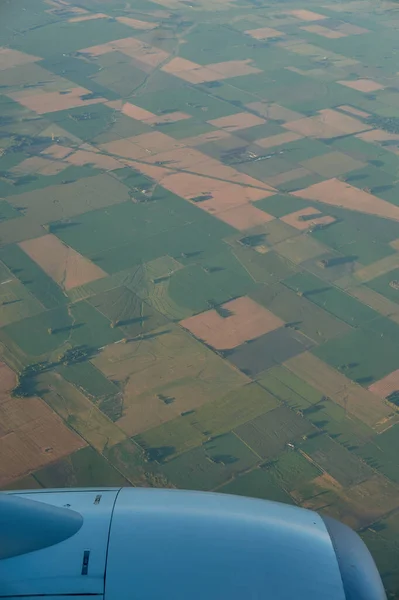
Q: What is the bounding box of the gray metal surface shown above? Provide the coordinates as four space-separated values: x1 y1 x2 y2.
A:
106 488 346 600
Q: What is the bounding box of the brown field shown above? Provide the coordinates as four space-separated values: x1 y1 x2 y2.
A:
369 369 399 398
0 47 40 70
101 139 149 160
92 326 248 436
301 151 365 177
298 472 399 530
0 362 85 487
20 234 106 291
281 207 336 230
161 57 200 72
161 57 261 83
206 59 262 77
64 150 123 170
121 102 156 122
81 37 169 67
115 17 159 29
245 102 304 122
338 79 384 92
300 24 346 38
38 162 69 176
356 129 399 143
266 168 312 187
68 13 108 22
284 108 370 139
245 27 284 39
390 239 399 250
292 178 399 221
41 144 74 159
8 87 106 114
145 147 213 170
285 352 393 428
196 184 272 213
208 112 266 132
215 204 275 229
11 156 65 176
130 131 185 153
181 296 283 349
288 9 327 20
337 105 371 118
255 132 303 149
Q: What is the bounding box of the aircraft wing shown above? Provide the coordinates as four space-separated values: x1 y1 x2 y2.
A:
0 488 386 600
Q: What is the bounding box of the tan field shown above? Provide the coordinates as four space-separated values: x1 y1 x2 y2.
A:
292 178 399 221
206 59 262 77
301 24 346 38
121 102 156 121
285 352 393 428
8 87 106 114
81 37 169 67
181 296 283 349
216 204 275 229
357 129 399 143
115 16 159 29
256 131 303 149
354 254 399 283
101 139 150 160
130 130 185 152
284 108 370 139
338 79 384 92
245 27 284 39
337 105 371 118
346 285 399 319
0 362 85 487
288 9 327 20
20 234 106 291
92 326 248 436
281 207 336 230
41 144 74 159
0 47 40 70
162 57 261 83
11 156 65 176
369 369 399 398
68 13 108 22
64 150 124 171
208 112 266 132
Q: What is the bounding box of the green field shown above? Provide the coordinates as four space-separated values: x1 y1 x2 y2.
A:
0 244 67 309
34 446 130 487
218 468 293 504
57 361 120 401
300 434 374 487
234 406 315 459
283 272 379 325
313 327 399 386
268 450 321 491
355 425 399 484
135 383 280 458
1 300 122 359
161 433 258 490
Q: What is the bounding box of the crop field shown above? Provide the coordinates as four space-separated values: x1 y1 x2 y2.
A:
33 446 130 488
2 0 399 593
218 468 294 504
226 327 314 377
234 405 315 459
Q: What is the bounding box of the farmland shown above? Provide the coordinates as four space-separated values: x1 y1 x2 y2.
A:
2 0 399 594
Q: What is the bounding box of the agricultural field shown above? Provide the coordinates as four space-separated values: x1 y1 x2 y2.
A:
2 0 399 594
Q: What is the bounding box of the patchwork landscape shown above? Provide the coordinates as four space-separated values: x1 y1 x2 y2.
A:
1 0 399 593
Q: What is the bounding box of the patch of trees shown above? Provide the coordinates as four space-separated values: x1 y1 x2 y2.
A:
366 115 399 134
